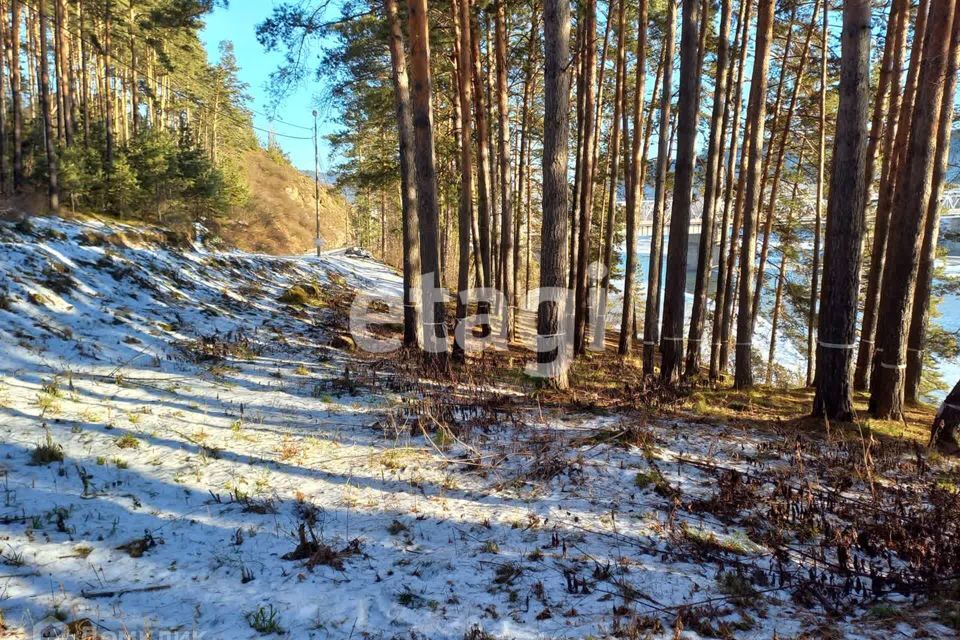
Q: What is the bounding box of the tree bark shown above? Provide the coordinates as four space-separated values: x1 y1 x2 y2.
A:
767 148 805 386
569 14 584 293
572 0 597 356
537 0 571 390
854 0 923 390
79 0 90 146
751 1 819 325
515 6 539 335
709 0 751 379
406 0 448 359
385 0 422 349
38 0 59 212
596 0 626 351
470 16 492 289
0 0 7 194
806 0 830 387
870 0 956 420
733 0 775 389
11 0 23 191
495 0 514 341
129 1 138 136
53 0 64 143
618 0 649 357
863 0 905 206
451 0 474 362
904 11 960 405
932 379 960 454
103 0 114 170
642 0 675 375
687 0 732 376
660 0 702 382
812 0 871 421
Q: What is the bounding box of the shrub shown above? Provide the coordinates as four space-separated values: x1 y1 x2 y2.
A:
31 431 64 465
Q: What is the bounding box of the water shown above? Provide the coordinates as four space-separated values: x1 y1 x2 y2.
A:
608 227 960 397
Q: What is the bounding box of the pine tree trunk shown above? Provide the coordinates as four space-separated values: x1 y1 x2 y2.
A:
27 9 37 120
55 0 72 145
471 17 493 292
618 0 650 357
733 0 775 389
806 0 829 387
494 0 514 342
854 0 923 390
709 0 751 379
0 0 8 195
596 0 626 351
451 0 474 362
524 111 534 297
642 0 675 375
78 0 89 146
514 8 539 335
870 0 956 420
485 20 499 292
932 379 960 453
751 1 819 325
904 12 960 405
11 0 23 191
38 0 59 212
129 1 138 136
572 0 597 356
718 117 752 375
385 0 423 349
103 0 114 170
537 0 571 390
767 148 804 385
569 14 584 293
687 0 732 376
754 3 796 234
811 0 871 421
53 0 64 143
406 0 448 359
65 0 78 135
380 191 387 261
863 0 905 206
660 0 702 382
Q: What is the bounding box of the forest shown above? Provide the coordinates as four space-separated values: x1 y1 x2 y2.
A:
1 0 960 637
258 0 960 422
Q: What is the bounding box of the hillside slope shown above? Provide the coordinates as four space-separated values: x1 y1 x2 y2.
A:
2 218 958 640
218 148 350 255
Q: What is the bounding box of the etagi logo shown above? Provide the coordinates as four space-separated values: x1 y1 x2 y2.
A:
348 262 611 380
32 617 203 640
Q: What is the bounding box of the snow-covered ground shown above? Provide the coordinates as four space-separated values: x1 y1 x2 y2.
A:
0 217 955 639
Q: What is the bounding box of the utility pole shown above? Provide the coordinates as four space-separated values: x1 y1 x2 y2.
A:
313 109 323 257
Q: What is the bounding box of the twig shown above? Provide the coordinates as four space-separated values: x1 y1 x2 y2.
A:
81 584 171 598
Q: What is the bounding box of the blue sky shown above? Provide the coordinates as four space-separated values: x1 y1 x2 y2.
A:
200 2 338 173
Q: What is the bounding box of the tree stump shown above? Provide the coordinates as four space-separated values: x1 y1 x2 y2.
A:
932 380 960 454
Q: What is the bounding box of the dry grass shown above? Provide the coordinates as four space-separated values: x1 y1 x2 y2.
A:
217 149 350 255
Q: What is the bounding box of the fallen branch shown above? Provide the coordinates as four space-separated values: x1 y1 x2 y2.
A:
81 584 171 598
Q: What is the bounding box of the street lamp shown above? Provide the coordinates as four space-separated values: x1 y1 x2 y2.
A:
313 109 322 257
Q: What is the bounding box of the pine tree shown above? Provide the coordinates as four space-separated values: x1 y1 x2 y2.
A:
870 0 957 419
660 0 702 382
384 0 422 349
537 0 571 390
812 0 871 421
406 0 449 359
733 0 775 390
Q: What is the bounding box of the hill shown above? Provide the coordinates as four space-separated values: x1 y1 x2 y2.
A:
215 148 350 255
0 214 954 640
